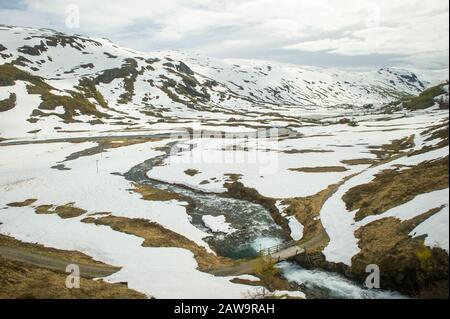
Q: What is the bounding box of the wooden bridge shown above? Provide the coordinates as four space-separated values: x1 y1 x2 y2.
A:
258 241 305 262
211 241 305 276
258 241 301 256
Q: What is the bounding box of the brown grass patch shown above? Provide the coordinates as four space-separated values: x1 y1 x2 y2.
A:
0 93 16 112
341 158 376 166
369 135 415 160
0 257 145 299
282 149 334 154
184 169 201 177
132 183 182 201
343 156 449 221
7 199 37 207
35 203 87 219
82 215 234 271
289 166 348 173
0 234 110 267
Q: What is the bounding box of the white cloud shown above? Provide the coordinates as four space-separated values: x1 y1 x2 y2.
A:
0 0 448 69
285 13 449 56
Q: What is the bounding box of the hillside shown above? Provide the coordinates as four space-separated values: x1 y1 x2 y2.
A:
0 25 438 141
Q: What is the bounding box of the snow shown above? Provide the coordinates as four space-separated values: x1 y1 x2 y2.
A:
0 140 211 250
233 275 260 282
147 136 368 199
276 200 288 217
202 215 237 235
0 81 43 139
145 110 449 200
272 290 306 299
410 206 449 252
287 216 304 241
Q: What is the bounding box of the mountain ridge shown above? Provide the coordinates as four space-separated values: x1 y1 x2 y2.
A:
0 24 448 139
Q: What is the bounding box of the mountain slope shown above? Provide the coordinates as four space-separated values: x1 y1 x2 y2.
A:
0 25 443 140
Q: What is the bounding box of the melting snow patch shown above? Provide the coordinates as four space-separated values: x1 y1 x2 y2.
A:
233 275 260 282
202 215 237 235
287 216 304 241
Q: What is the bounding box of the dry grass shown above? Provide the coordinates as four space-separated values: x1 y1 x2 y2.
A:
289 166 348 173
7 199 37 207
343 156 449 221
132 183 183 201
0 257 145 299
0 234 145 299
282 149 334 154
184 169 201 177
369 135 415 160
82 215 234 271
0 93 16 112
35 203 87 219
0 234 108 267
341 158 376 166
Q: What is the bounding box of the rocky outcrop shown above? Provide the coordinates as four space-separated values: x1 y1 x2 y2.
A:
18 41 47 56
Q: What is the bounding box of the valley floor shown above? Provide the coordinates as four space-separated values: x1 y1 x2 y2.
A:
0 106 448 299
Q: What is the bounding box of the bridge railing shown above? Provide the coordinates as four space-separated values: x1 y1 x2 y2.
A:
258 240 297 256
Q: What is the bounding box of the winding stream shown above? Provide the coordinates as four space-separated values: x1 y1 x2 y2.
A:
124 138 406 299
124 141 287 259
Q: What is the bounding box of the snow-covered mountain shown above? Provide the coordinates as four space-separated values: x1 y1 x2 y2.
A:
0 25 444 139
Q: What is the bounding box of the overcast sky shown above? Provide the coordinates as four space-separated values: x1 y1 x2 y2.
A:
0 0 448 70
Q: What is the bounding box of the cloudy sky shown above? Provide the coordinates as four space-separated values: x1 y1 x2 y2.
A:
0 0 448 70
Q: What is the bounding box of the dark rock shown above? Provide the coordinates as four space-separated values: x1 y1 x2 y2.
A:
103 52 117 59
18 41 47 56
177 62 195 75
